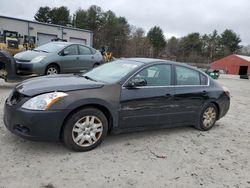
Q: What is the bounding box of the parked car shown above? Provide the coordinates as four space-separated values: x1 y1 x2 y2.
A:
14 42 104 75
205 69 220 79
4 58 230 151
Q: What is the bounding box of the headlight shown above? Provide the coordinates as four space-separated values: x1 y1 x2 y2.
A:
22 92 68 110
31 56 46 63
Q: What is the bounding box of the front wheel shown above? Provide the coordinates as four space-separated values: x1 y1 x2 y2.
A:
63 108 108 151
46 65 59 75
196 103 218 131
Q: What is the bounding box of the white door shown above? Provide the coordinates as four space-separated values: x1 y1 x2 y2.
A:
69 37 86 45
37 33 57 46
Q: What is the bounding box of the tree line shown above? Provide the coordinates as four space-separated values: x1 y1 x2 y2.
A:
34 5 247 64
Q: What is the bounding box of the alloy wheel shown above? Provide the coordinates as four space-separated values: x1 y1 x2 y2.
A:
72 116 103 147
47 67 58 75
202 107 217 128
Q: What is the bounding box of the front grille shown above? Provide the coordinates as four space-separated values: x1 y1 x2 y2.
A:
15 58 30 62
7 90 25 106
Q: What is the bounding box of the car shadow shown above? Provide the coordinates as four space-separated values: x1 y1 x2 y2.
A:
103 126 195 145
2 124 220 154
2 132 69 154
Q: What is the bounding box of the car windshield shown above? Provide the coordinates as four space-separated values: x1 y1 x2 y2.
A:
33 43 68 53
83 60 142 83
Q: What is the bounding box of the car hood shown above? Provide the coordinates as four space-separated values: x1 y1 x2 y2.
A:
16 74 105 96
14 50 48 61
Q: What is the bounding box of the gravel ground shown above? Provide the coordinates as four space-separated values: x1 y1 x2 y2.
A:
0 76 250 188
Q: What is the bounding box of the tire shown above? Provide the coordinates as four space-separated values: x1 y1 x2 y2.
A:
46 65 59 75
196 103 218 131
63 108 108 151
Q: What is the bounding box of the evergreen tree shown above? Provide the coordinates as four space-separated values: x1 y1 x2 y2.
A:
147 26 166 57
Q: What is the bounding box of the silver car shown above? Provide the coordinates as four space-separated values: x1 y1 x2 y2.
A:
14 42 104 75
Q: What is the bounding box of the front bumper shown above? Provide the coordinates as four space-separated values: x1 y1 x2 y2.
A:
15 61 45 75
3 99 69 141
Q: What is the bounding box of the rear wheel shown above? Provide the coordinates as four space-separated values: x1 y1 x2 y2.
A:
63 108 108 151
46 65 59 75
196 103 218 131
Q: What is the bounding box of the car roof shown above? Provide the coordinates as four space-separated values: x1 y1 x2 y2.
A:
120 58 208 75
50 41 74 45
50 41 90 47
123 57 190 67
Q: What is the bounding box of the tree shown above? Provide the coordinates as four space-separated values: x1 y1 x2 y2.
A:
202 30 221 62
86 5 104 47
34 6 51 23
166 36 179 58
239 45 250 56
125 27 151 57
147 26 166 57
86 6 103 31
98 10 130 56
34 5 244 61
177 32 204 63
74 8 88 29
220 29 241 55
34 6 71 26
181 33 203 55
49 6 71 26
73 7 130 56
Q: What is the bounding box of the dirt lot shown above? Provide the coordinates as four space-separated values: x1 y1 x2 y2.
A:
0 76 250 188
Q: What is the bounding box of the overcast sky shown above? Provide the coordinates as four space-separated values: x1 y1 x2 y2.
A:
0 0 249 44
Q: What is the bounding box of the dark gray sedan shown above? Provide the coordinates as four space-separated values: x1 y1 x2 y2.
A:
4 58 230 151
14 42 104 75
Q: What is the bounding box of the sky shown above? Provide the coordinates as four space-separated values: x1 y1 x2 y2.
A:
0 0 249 44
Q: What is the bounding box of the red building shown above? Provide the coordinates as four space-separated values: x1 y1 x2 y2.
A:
211 54 250 75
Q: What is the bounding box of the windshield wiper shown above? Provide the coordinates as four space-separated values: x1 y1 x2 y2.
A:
82 75 97 82
33 49 49 53
40 50 49 53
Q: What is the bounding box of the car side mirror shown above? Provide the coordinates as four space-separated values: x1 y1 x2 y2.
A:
126 78 147 88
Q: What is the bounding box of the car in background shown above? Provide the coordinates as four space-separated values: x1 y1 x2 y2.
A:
4 58 230 151
206 69 220 79
200 68 220 79
14 42 104 75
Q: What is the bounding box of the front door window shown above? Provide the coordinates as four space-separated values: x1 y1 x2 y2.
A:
133 64 172 86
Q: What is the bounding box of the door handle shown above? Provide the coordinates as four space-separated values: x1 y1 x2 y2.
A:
91 56 94 59
202 90 207 93
76 57 80 60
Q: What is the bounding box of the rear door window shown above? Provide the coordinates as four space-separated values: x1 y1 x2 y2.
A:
64 45 78 55
79 45 92 55
175 66 201 85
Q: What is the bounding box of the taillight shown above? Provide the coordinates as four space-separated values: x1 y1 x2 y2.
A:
222 86 230 97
